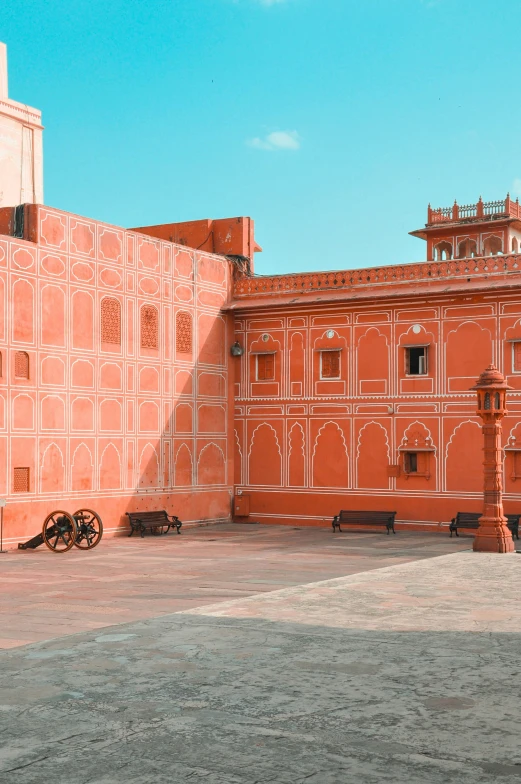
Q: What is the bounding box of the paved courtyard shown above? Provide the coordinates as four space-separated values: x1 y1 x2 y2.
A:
0 523 468 649
1 524 520 782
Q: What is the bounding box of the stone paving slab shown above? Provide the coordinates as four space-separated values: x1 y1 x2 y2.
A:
0 524 469 647
1 549 521 782
186 550 521 632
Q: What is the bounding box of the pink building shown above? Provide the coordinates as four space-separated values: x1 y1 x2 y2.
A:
0 200 241 544
4 43 521 545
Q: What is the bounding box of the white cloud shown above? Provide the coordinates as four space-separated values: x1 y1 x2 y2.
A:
247 130 301 151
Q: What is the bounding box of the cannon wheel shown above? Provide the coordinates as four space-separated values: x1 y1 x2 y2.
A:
42 510 77 553
73 508 103 549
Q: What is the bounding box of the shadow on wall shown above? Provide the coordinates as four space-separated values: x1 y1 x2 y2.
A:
123 313 231 527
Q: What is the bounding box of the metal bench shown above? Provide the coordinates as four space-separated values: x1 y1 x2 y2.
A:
449 512 519 539
126 510 182 538
332 510 397 535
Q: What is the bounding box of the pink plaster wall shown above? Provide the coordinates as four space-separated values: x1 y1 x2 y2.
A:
0 205 234 544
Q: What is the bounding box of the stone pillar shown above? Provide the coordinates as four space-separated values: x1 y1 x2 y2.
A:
471 365 515 553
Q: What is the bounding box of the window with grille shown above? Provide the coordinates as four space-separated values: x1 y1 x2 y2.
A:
513 342 521 372
13 467 30 493
140 305 159 349
406 346 427 375
176 312 192 354
101 297 121 345
14 351 29 379
321 350 341 379
257 353 275 381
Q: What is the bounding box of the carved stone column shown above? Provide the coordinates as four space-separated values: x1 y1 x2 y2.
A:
471 365 515 553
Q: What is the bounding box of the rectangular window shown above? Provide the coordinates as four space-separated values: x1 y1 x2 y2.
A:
406 346 427 375
321 350 341 379
404 452 418 473
13 467 30 493
257 353 275 381
513 342 521 373
402 451 431 479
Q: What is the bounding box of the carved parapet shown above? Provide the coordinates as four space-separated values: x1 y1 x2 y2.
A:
425 194 521 224
232 253 521 299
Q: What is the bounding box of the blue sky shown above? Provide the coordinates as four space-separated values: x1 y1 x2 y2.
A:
2 0 521 274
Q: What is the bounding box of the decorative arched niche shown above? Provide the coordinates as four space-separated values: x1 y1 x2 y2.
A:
433 241 453 261
483 234 503 256
398 422 435 480
248 422 282 485
444 420 482 493
504 319 521 375
457 237 478 259
356 421 391 489
312 421 349 488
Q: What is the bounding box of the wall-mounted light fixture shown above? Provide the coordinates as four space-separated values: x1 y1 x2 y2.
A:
230 341 244 357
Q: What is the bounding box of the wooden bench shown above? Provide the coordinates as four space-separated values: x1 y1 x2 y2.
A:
449 512 520 539
126 510 182 538
332 510 397 535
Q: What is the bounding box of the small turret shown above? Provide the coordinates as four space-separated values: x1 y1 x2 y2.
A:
410 195 521 260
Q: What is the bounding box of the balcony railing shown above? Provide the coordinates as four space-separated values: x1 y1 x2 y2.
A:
233 253 521 299
428 194 521 224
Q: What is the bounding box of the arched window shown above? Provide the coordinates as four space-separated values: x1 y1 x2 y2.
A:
457 238 478 259
176 312 192 354
434 241 453 261
14 351 29 379
512 238 519 253
101 297 121 345
140 305 159 349
483 235 503 256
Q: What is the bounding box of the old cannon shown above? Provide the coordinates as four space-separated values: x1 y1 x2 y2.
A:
18 508 103 553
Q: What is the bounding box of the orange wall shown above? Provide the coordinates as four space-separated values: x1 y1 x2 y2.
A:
5 202 521 542
232 293 521 530
0 205 235 545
